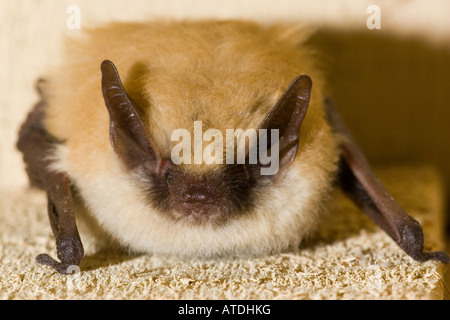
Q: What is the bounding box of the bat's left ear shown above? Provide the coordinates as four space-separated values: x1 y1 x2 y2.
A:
255 75 312 176
325 98 450 263
101 60 160 172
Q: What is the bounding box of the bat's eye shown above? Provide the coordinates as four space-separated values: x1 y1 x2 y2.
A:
165 172 173 183
157 159 175 182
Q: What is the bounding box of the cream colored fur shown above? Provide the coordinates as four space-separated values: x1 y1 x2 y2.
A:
44 20 339 258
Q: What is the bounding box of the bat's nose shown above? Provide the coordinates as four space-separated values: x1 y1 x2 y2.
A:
168 173 225 220
182 191 208 203
176 184 217 217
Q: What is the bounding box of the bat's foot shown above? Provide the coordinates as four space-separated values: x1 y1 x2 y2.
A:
36 253 81 275
408 250 450 264
398 217 450 263
36 237 84 275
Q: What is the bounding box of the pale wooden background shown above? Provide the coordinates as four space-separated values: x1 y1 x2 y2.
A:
2 0 450 197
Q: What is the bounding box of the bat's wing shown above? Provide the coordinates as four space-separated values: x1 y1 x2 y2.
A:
325 98 449 263
17 80 84 274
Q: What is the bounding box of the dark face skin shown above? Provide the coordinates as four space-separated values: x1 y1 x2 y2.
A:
146 159 257 225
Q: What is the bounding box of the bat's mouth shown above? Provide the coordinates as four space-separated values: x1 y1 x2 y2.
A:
171 203 225 225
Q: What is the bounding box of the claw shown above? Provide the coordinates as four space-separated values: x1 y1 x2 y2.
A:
36 254 80 275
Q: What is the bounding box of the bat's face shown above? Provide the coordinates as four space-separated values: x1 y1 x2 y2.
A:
147 159 255 226
101 61 322 227
45 21 339 258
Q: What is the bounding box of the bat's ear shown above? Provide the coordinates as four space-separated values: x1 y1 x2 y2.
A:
325 98 450 263
256 75 312 176
101 60 160 172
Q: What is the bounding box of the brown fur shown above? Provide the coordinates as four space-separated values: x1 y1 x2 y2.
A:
43 19 339 258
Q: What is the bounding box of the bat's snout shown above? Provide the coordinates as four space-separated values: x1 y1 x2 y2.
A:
171 176 219 219
182 190 208 204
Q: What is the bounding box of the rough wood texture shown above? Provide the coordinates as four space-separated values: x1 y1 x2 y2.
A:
0 165 447 299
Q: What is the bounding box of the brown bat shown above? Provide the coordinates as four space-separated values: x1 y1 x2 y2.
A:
17 20 449 274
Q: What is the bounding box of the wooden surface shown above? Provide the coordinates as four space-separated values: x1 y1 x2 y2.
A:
0 165 447 299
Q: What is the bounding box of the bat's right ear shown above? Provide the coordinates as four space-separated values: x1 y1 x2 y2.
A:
255 75 312 177
101 60 160 172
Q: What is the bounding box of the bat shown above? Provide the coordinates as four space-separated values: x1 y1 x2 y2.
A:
16 20 449 274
